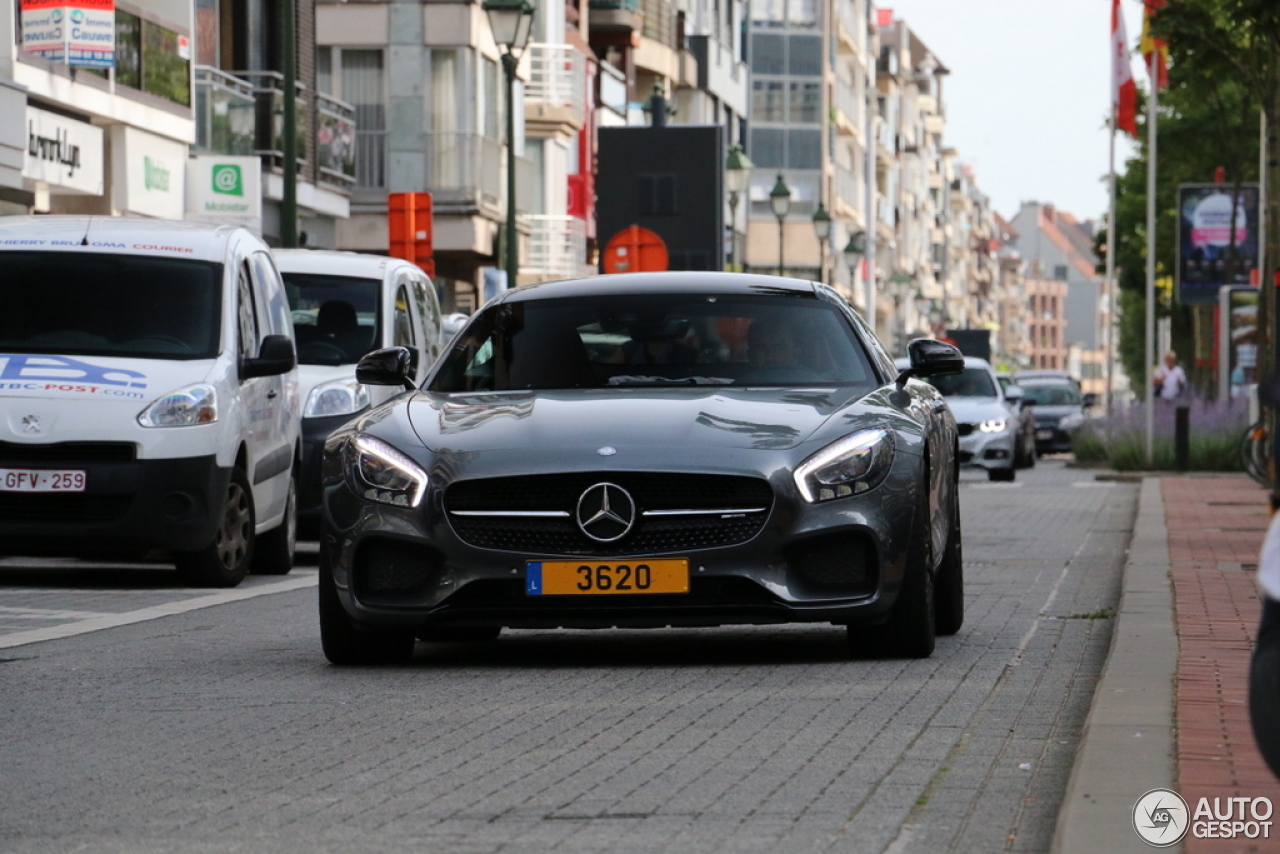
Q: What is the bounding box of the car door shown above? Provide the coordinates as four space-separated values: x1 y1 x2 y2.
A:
391 274 425 382
412 272 443 381
244 249 293 524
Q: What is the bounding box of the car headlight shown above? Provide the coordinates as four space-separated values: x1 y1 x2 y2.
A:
794 429 895 503
345 434 428 507
978 419 1008 433
304 378 370 419
1060 413 1086 432
137 383 217 427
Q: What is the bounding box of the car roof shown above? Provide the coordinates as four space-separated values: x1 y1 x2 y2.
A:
492 271 821 304
0 215 247 264
274 248 425 280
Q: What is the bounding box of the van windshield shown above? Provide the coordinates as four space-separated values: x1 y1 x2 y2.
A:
0 252 222 360
283 273 381 365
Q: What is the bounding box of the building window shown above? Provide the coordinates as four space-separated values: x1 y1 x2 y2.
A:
340 49 387 189
751 80 785 122
788 81 820 123
788 35 822 74
751 34 784 74
1054 264 1068 280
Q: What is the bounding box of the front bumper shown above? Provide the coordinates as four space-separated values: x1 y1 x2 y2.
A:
1034 421 1073 453
320 456 922 632
957 429 1016 471
299 410 367 535
0 446 229 557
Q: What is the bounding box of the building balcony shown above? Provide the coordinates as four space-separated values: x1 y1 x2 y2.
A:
525 215 592 281
589 0 641 34
834 165 863 223
835 80 863 140
525 44 587 139
232 70 309 174
426 132 534 219
315 92 357 191
194 67 255 156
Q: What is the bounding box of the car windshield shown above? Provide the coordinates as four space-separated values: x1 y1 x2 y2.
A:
429 293 879 392
923 367 997 398
0 251 221 360
1020 382 1082 406
283 273 381 365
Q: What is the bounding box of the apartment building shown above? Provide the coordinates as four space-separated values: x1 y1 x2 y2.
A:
1025 273 1068 370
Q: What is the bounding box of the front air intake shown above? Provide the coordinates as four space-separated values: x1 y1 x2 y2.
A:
352 538 443 604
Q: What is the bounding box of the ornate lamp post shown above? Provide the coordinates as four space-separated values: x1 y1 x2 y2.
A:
811 202 832 284
769 173 791 277
483 0 536 288
843 230 866 302
725 144 752 272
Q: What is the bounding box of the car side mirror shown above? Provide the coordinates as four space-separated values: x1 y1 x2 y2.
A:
1082 392 1098 408
357 346 416 391
241 334 296 379
1004 384 1024 403
1021 398 1036 407
900 338 964 380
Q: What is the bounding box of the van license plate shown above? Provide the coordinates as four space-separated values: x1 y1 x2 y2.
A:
526 559 690 595
0 469 87 492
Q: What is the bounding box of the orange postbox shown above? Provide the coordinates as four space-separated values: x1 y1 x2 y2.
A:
388 192 435 277
602 225 669 274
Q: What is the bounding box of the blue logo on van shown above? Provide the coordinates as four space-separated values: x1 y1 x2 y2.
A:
0 354 148 391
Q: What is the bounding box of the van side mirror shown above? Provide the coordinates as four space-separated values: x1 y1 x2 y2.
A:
241 334 296 379
357 346 416 391
1083 392 1098 408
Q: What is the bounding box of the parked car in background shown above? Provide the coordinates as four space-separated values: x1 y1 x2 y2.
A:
995 373 1037 469
274 250 443 537
0 217 300 587
319 272 966 664
1013 375 1093 455
901 356 1024 481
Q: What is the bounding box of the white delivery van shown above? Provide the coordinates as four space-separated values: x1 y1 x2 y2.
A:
0 217 300 587
272 250 442 536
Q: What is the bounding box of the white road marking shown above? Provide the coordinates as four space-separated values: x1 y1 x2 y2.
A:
0 573 318 649
1071 481 1116 488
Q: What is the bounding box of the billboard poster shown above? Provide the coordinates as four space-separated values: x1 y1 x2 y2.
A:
21 0 114 68
1176 183 1260 305
1218 286 1258 401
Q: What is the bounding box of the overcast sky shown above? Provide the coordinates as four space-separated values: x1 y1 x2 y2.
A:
883 0 1146 224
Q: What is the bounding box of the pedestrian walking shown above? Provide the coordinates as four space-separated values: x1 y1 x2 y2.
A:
1250 509 1280 779
1153 351 1187 400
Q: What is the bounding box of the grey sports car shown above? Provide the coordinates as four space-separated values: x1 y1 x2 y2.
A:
318 272 965 663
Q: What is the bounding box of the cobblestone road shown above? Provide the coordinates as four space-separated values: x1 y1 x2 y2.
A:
0 460 1136 853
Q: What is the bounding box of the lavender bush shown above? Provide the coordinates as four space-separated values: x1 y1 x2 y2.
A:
1071 398 1249 472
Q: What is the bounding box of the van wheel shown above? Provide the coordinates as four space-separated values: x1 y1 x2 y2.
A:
252 472 296 576
175 466 254 588
319 555 416 665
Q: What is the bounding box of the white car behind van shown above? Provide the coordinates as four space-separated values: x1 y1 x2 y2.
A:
272 250 442 536
0 217 300 587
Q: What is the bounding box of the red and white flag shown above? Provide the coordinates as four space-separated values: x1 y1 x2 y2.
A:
1111 0 1138 136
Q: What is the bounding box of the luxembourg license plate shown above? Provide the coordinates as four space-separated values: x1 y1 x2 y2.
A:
1036 429 1054 440
526 559 690 595
0 468 86 492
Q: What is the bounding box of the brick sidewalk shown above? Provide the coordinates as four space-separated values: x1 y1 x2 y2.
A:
1164 475 1280 853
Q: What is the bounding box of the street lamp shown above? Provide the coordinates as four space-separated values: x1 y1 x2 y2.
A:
725 144 752 272
769 173 791 277
843 230 865 297
811 202 832 284
483 0 536 288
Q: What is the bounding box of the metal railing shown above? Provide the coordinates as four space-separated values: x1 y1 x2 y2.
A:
526 44 586 118
525 215 591 280
315 92 357 190
426 132 502 208
836 165 860 212
589 0 639 10
194 67 256 156
641 0 676 47
232 70 309 170
836 78 861 129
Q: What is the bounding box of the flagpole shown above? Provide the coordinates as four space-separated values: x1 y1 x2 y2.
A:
1144 77 1157 467
1106 116 1118 416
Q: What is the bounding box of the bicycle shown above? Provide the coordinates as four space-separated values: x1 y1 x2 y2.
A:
1241 420 1271 486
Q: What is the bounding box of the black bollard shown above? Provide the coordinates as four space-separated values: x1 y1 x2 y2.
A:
1175 405 1190 471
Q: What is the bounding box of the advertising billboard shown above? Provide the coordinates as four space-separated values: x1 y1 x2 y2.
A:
21 0 114 67
1218 285 1258 401
1176 183 1260 305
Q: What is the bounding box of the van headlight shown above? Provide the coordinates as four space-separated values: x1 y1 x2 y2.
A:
345 434 428 507
979 419 1008 433
794 429 895 503
137 383 217 427
304 378 370 418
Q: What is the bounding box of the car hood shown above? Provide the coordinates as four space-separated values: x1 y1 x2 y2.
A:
407 387 886 453
1030 404 1082 423
942 396 1008 424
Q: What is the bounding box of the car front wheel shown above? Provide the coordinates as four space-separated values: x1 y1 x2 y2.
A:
174 465 254 588
319 555 416 665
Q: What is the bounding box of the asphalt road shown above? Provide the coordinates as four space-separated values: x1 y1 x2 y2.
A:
0 459 1138 854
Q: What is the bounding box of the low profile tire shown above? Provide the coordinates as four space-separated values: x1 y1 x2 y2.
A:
174 465 254 588
251 471 296 576
849 480 936 659
319 556 416 665
934 489 964 637
988 466 1016 482
418 626 502 643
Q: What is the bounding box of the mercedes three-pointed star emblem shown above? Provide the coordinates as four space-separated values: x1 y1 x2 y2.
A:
575 482 637 543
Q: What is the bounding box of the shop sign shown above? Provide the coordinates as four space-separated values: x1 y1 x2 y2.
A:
23 105 105 196
110 125 185 219
186 154 262 234
21 0 115 68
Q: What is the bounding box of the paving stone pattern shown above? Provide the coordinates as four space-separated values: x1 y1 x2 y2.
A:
0 462 1136 853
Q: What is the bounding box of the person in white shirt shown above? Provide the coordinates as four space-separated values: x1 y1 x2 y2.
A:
1154 351 1187 400
1251 511 1280 779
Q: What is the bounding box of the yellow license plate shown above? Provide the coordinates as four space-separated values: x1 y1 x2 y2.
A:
526 559 690 595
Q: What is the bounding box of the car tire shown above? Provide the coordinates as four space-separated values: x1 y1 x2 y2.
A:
1026 442 1037 468
418 626 502 643
988 467 1016 482
319 554 416 665
174 465 254 588
849 481 936 659
934 489 964 636
252 470 296 576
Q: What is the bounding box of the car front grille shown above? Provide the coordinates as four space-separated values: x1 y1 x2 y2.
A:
0 493 132 524
785 532 877 595
0 441 136 463
444 472 773 556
